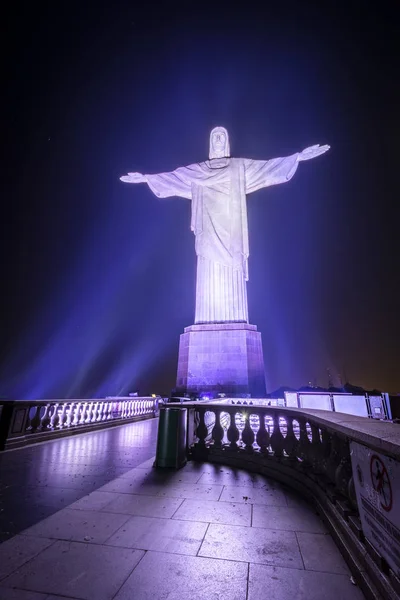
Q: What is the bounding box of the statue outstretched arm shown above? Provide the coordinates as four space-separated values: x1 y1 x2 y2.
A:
245 144 330 194
298 144 330 161
120 168 192 199
120 162 216 200
120 172 147 183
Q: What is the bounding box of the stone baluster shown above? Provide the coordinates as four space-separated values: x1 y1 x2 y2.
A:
325 433 342 488
334 439 353 499
106 402 113 420
50 403 60 429
73 402 81 426
195 409 208 448
242 413 255 452
283 416 298 460
97 402 104 422
91 402 98 423
270 413 284 458
85 402 93 423
211 410 224 449
66 403 74 427
227 410 240 450
256 413 270 454
28 405 41 432
58 403 68 429
320 428 331 471
40 403 52 431
298 418 311 465
79 403 87 424
121 401 127 418
310 423 323 473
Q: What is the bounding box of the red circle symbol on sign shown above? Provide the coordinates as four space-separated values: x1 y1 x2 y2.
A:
370 454 393 512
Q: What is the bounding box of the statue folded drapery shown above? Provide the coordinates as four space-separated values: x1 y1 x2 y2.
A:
120 127 329 324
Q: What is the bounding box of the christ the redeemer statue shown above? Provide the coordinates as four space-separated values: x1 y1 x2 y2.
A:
120 127 329 324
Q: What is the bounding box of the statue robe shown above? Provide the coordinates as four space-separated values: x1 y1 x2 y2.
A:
145 154 299 323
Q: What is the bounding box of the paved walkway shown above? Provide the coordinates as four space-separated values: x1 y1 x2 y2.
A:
0 430 364 600
0 418 159 542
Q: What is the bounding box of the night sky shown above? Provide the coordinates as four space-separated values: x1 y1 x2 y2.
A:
1 2 399 399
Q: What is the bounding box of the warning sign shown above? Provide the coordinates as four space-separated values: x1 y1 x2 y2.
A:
370 454 393 512
351 442 400 577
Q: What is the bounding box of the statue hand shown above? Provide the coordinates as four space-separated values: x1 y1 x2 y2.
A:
120 172 146 183
298 144 330 161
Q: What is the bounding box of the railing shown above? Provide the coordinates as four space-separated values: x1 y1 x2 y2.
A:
165 400 400 600
0 397 158 450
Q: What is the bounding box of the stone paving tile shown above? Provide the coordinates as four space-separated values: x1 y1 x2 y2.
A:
0 535 55 581
21 507 130 544
106 515 208 555
251 475 287 490
96 476 163 495
157 482 224 501
100 492 184 518
177 461 218 473
252 504 327 533
114 549 248 600
197 470 259 486
0 589 50 599
45 596 79 600
0 540 144 600
284 490 315 508
0 505 59 544
248 563 365 600
172 498 251 526
199 523 303 569
118 466 203 484
297 531 351 574
134 457 155 469
68 490 121 511
1 485 84 508
15 474 111 493
220 484 287 506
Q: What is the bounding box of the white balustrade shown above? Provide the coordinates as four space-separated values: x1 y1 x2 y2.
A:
2 397 156 446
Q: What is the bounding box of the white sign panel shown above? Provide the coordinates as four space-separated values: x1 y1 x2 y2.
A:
351 441 400 577
285 392 298 408
333 395 368 417
299 394 331 410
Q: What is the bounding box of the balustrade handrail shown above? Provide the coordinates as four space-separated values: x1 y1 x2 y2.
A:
0 397 159 451
0 397 157 407
167 401 400 460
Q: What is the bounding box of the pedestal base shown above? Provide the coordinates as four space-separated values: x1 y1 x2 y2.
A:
175 323 266 397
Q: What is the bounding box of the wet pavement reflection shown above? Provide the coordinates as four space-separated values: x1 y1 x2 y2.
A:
0 418 158 542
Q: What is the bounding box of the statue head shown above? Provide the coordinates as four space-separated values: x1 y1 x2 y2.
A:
209 126 230 159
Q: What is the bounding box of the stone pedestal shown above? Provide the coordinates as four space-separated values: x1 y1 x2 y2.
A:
175 323 266 397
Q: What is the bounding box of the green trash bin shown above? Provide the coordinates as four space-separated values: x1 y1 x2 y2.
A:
155 407 187 469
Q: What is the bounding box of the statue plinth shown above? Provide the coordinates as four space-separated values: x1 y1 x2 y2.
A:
175 322 266 397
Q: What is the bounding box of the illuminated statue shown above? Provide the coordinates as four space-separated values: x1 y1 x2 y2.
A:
121 128 329 324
